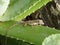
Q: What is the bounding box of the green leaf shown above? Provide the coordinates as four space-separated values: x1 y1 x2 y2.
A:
0 0 51 21
0 35 30 45
0 21 60 45
42 34 60 45
0 0 10 16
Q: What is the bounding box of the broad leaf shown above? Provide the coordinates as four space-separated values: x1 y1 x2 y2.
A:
0 0 51 21
42 34 60 45
0 21 60 45
0 0 10 16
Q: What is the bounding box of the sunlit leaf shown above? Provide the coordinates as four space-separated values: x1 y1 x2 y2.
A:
0 0 51 21
0 0 10 16
0 21 60 45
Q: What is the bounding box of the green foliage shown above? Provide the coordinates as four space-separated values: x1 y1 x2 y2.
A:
42 34 60 45
0 0 60 45
0 0 10 16
0 0 51 21
0 21 60 45
0 35 30 45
